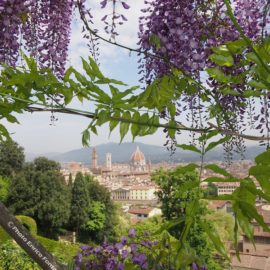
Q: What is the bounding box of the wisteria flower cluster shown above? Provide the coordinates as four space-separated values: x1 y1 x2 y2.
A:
73 229 207 270
100 0 130 39
138 0 270 154
0 0 130 76
138 0 268 80
74 229 153 270
0 0 74 77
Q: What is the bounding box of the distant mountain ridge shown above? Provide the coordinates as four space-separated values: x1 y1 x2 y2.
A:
26 142 266 164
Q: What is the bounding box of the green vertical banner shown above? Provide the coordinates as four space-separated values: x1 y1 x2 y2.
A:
0 202 67 270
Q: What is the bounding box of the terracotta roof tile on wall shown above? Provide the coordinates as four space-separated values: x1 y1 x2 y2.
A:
128 207 152 215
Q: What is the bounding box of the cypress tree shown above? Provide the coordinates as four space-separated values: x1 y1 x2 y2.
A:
69 172 90 233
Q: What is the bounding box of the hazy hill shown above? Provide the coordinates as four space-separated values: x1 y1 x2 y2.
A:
26 142 267 164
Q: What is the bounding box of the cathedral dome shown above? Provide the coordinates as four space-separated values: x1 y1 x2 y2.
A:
130 146 145 162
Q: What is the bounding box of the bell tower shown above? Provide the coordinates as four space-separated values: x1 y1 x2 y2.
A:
106 153 112 170
92 147 98 169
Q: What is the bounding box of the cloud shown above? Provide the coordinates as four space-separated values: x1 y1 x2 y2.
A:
69 0 145 72
5 0 161 154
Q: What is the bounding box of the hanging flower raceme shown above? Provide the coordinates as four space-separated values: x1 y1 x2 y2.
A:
138 0 270 155
0 0 131 76
138 0 266 81
0 0 74 77
100 0 130 39
0 0 32 66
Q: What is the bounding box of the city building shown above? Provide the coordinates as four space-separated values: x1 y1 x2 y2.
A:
216 182 240 196
128 207 162 222
130 146 147 172
231 204 270 270
129 186 156 200
208 200 232 213
111 185 157 201
92 147 98 169
111 188 130 200
106 153 112 170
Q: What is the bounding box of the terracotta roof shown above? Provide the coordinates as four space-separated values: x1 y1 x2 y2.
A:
208 200 229 209
256 204 270 224
128 207 152 215
231 253 270 270
130 185 155 190
130 146 145 162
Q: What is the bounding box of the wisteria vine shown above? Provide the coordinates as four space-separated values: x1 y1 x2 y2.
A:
137 0 270 156
0 0 130 76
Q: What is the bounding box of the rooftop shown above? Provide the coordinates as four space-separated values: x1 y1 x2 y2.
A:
130 146 145 162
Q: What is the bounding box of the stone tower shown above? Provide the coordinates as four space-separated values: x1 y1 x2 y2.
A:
147 159 152 173
106 153 112 170
92 147 98 169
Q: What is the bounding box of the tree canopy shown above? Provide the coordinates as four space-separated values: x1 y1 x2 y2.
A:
0 140 24 178
7 157 71 237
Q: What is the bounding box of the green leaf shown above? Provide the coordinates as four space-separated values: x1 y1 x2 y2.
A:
5 114 19 124
212 45 230 55
88 57 104 79
243 90 262 97
109 84 119 96
124 263 139 270
149 34 161 49
119 111 131 142
220 88 240 96
131 112 140 141
205 135 231 152
206 68 230 83
61 87 73 105
209 53 234 67
234 204 254 241
90 126 98 135
206 194 233 200
147 114 159 135
95 77 127 85
174 164 199 174
109 111 120 134
249 165 270 195
63 66 74 82
96 110 110 126
22 53 38 72
167 120 177 139
226 39 246 54
154 217 185 235
254 149 270 165
239 201 270 233
204 164 233 177
175 181 200 197
168 104 176 118
81 57 95 81
0 124 11 141
201 221 229 260
82 129 90 147
137 113 150 136
203 176 237 183
246 52 262 66
198 130 219 142
248 80 267 90
176 144 201 154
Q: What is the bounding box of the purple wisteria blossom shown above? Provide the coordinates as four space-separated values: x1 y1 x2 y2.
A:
138 0 267 80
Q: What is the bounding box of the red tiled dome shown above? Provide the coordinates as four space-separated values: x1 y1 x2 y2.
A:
130 146 145 162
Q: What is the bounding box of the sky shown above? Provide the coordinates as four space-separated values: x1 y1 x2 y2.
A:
5 0 169 154
3 0 260 155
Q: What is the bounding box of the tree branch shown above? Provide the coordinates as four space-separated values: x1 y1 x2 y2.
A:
26 106 270 141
